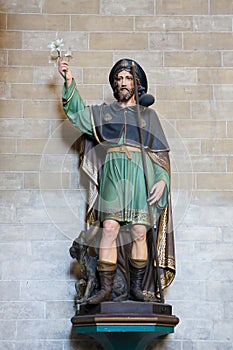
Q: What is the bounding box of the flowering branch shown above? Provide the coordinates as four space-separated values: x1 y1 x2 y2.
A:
48 38 64 59
48 38 73 86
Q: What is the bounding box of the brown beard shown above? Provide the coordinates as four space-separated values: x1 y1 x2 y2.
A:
117 88 134 102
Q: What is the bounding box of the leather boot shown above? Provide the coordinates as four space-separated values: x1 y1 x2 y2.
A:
87 260 116 304
130 259 147 301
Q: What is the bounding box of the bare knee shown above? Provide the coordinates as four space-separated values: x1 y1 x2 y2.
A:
102 220 120 240
131 225 147 243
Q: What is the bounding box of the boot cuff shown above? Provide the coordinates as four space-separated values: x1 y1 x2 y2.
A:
130 258 147 269
97 260 117 272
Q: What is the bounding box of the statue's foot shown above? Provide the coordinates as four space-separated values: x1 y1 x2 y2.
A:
130 290 149 302
86 290 112 304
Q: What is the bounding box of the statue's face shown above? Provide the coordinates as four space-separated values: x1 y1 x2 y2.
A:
116 70 134 102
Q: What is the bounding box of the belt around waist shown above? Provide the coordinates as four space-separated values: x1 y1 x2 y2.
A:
107 145 141 159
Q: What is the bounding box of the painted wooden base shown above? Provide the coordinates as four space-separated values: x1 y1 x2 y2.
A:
72 302 179 350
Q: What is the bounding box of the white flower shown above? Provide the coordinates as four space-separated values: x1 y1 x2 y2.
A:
64 49 73 59
48 38 64 58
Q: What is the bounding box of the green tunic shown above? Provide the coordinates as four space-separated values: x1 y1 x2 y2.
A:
62 79 169 227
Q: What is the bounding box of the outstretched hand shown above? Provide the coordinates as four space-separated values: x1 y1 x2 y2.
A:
58 56 73 87
147 180 166 205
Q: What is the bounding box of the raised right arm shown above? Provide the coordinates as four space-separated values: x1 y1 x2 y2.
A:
58 57 93 137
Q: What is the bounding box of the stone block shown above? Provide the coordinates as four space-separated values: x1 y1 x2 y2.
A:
192 101 233 120
0 242 31 262
0 100 22 118
20 280 74 301
0 14 6 29
164 51 221 67
2 258 68 280
222 227 233 242
190 155 226 172
0 67 33 83
0 139 16 153
7 14 69 31
176 120 226 138
43 0 99 14
157 85 213 100
201 139 232 155
223 52 233 67
0 49 7 65
195 242 233 261
100 0 154 15
24 172 70 189
155 101 190 119
114 52 163 68
0 155 41 171
0 340 63 350
30 240 71 261
172 300 223 320
224 301 233 319
214 85 233 100
39 154 78 172
197 173 233 191
167 280 205 301
46 301 74 319
193 15 232 32
183 203 233 225
228 121 233 137
148 67 196 85
0 223 68 242
190 190 233 207
210 0 233 14
11 83 61 100
72 15 133 31
198 68 233 84
23 100 64 119
135 16 193 31
0 173 23 189
0 281 20 301
157 0 208 14
8 50 51 66
206 281 233 301
68 51 113 67
59 83 103 102
0 190 39 208
227 157 233 172
16 319 70 340
83 67 110 84
184 33 233 50
170 173 194 192
175 225 222 241
181 261 233 282
149 33 182 50
1 0 41 13
0 207 15 224
23 32 88 52
175 319 212 340
90 33 148 50
0 321 16 340
0 32 22 49
0 82 10 99
0 301 45 320
183 341 233 350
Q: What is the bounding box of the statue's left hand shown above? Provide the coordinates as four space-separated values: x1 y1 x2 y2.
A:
147 180 166 205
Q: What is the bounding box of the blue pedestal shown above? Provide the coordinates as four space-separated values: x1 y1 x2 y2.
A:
75 324 175 349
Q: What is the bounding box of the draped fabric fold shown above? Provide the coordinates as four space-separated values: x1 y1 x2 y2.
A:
79 138 176 298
